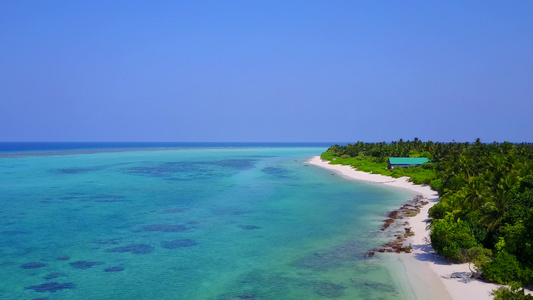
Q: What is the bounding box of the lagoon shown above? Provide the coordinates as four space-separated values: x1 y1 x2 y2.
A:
0 145 415 299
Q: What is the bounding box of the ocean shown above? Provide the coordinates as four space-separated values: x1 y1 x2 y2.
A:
0 143 415 299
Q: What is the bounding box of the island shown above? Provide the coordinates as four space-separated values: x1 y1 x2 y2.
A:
312 139 533 300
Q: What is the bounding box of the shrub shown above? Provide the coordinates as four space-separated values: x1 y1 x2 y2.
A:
429 178 443 192
430 216 479 262
482 251 522 285
491 286 533 300
428 202 447 221
320 152 334 161
459 246 492 274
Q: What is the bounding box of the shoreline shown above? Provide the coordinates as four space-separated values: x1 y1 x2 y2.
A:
308 156 500 300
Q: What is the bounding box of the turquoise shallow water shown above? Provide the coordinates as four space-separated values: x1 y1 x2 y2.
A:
0 147 414 299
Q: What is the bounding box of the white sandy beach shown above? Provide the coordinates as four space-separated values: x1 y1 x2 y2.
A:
309 156 500 300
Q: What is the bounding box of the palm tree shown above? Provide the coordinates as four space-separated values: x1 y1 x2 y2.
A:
458 155 475 187
480 188 511 231
459 177 491 211
480 172 518 231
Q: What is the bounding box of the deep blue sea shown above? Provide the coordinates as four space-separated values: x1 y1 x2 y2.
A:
0 143 415 299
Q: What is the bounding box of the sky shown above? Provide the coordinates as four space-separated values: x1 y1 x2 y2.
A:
1 1 532 143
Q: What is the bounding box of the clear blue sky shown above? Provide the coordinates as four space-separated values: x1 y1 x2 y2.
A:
1 1 532 142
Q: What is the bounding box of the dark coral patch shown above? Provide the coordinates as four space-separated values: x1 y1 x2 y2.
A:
92 238 121 245
239 225 261 230
161 239 198 249
313 281 345 298
69 261 103 269
59 193 125 203
2 230 27 236
55 167 100 174
211 207 252 216
21 262 47 269
211 159 256 169
107 244 154 254
123 159 256 181
261 166 291 178
104 266 124 272
351 279 397 293
44 273 65 280
124 161 223 180
141 224 188 232
293 241 362 270
293 253 342 270
161 208 187 214
89 194 126 203
25 282 75 293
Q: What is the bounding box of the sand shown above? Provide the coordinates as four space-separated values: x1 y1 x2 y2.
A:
309 156 501 300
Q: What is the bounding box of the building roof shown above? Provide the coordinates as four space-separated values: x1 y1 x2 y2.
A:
388 157 429 165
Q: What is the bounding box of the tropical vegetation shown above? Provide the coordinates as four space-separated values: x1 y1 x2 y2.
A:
321 139 533 296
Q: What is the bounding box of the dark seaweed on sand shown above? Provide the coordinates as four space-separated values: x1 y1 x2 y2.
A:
238 225 261 230
122 159 256 181
107 244 154 254
104 266 124 272
292 241 363 270
54 166 102 174
261 166 292 178
20 262 47 269
141 224 189 232
25 282 75 293
92 238 122 245
2 230 28 236
69 261 103 269
161 239 198 249
43 273 65 280
59 193 126 203
312 280 346 298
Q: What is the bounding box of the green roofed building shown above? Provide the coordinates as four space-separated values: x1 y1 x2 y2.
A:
387 157 429 169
